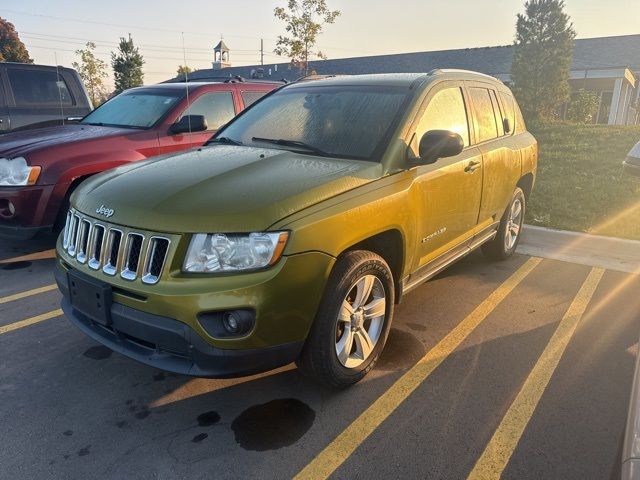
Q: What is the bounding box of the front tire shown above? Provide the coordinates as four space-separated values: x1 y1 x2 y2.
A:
296 250 394 389
482 186 526 260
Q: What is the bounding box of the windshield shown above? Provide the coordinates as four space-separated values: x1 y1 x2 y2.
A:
216 85 409 160
81 90 183 128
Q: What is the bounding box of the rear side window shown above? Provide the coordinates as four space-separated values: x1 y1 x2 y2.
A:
513 100 527 133
469 87 498 143
415 87 470 150
8 69 74 106
181 92 236 130
490 90 505 136
498 92 516 135
241 91 268 107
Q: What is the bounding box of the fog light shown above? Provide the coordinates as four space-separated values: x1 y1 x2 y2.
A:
0 199 16 219
198 309 256 338
223 312 240 333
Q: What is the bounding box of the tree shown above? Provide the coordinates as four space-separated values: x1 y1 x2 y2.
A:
274 0 340 75
177 65 192 77
567 89 600 124
111 34 144 94
510 0 576 120
0 17 32 63
72 42 109 106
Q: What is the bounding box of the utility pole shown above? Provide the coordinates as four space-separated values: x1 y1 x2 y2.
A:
260 38 264 65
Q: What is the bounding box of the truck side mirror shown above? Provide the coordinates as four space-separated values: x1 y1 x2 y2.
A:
170 115 208 135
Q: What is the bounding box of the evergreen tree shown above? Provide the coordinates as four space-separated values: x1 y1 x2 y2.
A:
511 0 576 120
111 34 144 94
0 17 32 63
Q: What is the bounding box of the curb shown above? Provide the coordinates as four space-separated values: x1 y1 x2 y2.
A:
517 225 640 274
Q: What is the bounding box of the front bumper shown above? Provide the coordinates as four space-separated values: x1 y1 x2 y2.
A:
55 245 335 377
56 268 305 377
624 157 640 177
0 184 56 238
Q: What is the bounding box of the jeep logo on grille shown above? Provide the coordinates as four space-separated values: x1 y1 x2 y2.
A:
95 204 115 218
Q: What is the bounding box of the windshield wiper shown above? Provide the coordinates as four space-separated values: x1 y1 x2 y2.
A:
251 137 331 157
205 136 243 146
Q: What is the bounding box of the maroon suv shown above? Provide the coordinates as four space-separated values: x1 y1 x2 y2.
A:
0 79 281 239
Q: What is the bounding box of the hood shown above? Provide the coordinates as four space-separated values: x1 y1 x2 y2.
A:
73 145 383 233
0 124 131 159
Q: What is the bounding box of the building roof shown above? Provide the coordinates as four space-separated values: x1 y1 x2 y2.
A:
178 34 640 83
214 40 229 52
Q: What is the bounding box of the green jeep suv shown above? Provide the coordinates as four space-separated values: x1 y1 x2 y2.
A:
55 71 537 388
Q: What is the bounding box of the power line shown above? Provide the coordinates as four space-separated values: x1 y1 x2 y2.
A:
6 8 279 41
22 32 269 54
9 8 378 57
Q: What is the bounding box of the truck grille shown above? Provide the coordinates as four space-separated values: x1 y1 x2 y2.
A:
62 209 170 284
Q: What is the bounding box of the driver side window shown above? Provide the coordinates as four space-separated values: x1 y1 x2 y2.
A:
412 87 470 156
180 92 236 131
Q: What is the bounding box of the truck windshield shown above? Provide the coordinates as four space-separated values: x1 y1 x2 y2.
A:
81 91 183 128
214 85 409 161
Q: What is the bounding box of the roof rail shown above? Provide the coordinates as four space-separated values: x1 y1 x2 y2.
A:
162 75 287 85
295 74 346 82
438 68 500 81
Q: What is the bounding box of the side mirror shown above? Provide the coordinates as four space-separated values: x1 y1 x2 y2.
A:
415 130 464 166
170 115 208 134
503 118 511 134
624 141 640 177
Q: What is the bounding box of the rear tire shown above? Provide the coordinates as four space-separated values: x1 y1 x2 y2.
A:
482 187 526 261
296 250 394 389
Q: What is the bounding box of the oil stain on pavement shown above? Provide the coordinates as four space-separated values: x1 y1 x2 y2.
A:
83 346 112 360
231 398 315 451
376 328 426 371
197 411 221 427
191 433 208 443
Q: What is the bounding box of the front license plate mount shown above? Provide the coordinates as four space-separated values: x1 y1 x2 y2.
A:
67 270 113 326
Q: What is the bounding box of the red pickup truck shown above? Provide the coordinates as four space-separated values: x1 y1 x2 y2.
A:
0 79 281 239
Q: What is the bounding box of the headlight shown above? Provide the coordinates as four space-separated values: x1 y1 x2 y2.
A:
0 157 41 186
183 231 289 273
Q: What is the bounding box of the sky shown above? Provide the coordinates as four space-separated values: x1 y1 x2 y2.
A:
4 0 639 87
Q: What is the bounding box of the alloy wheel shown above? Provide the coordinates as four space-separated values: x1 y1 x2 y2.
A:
335 274 386 368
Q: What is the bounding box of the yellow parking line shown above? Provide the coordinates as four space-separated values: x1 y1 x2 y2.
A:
294 256 543 480
0 309 63 335
0 248 56 264
467 267 605 480
0 284 58 305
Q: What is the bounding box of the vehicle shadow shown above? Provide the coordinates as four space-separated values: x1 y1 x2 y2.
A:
0 230 58 263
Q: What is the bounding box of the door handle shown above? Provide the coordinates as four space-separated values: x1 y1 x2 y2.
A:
465 160 481 173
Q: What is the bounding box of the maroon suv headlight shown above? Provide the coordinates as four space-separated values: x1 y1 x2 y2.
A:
0 157 41 186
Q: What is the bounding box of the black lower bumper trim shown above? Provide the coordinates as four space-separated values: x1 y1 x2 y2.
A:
56 268 303 378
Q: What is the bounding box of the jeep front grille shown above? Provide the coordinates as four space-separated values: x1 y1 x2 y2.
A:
121 233 144 280
142 237 170 285
88 224 105 270
103 229 122 276
76 219 91 263
62 209 170 284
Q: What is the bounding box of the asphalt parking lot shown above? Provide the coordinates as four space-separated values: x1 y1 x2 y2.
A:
1 235 639 480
